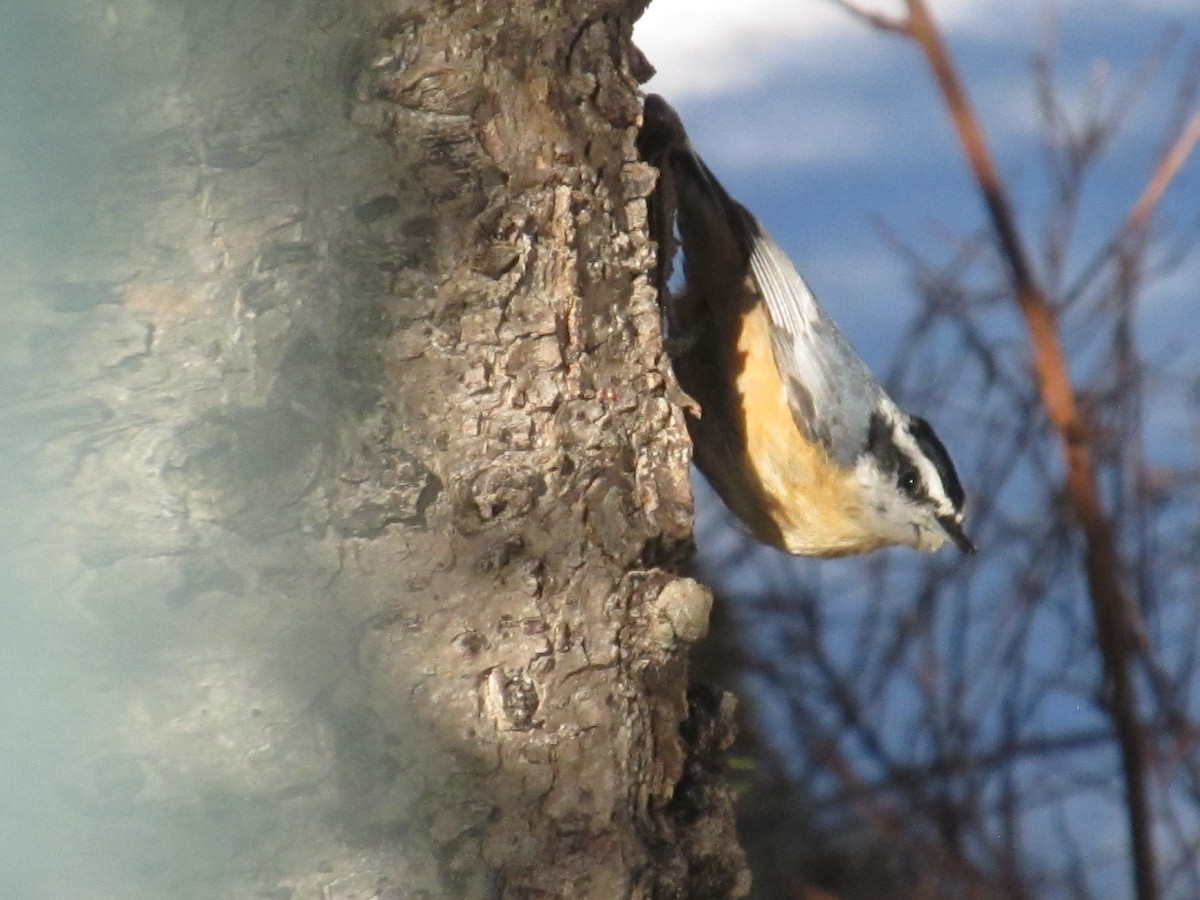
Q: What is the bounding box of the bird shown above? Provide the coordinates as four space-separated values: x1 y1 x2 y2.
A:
638 94 973 558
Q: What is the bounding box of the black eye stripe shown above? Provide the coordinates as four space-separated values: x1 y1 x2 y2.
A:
866 412 965 509
907 416 965 510
867 413 927 500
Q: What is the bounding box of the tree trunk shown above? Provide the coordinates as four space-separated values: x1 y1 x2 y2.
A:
0 1 749 897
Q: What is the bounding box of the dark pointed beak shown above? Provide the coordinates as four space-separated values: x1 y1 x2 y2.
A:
938 515 976 554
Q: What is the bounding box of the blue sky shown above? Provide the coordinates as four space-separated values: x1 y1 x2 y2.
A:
635 3 1200 896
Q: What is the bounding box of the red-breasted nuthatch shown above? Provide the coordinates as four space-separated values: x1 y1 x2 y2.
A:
639 94 974 557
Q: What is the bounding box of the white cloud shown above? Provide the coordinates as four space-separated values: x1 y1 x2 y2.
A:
635 0 1194 177
633 0 979 98
633 0 1163 99
634 0 856 96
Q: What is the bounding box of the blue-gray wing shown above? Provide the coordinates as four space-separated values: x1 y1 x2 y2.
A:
743 221 886 467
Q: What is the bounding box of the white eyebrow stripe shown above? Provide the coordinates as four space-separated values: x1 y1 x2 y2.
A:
889 416 956 515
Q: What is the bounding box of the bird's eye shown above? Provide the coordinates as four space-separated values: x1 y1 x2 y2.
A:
897 466 919 495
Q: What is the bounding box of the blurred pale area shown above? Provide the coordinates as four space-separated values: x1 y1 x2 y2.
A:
0 3 407 897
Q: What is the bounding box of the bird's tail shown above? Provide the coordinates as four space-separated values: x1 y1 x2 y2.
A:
639 94 755 343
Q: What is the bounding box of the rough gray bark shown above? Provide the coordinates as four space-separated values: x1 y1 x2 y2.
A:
1 1 748 897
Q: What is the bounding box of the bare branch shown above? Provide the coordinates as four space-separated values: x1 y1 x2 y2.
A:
722 10 1200 899
889 2 1161 896
827 0 911 36
1065 87 1200 307
1126 109 1200 236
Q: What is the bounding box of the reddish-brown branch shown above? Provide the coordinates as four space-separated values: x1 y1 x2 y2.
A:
1064 107 1200 307
1126 108 1200 235
878 2 1162 897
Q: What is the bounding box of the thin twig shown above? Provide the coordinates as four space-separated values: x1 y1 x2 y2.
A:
828 0 912 36
1064 107 1200 307
1126 109 1200 235
868 2 1163 896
